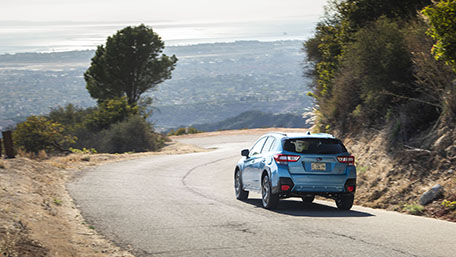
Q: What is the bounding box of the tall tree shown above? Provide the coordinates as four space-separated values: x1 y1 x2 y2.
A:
304 0 433 131
84 24 177 105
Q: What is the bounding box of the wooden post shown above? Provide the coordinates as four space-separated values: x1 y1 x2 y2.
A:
0 138 2 158
2 131 15 158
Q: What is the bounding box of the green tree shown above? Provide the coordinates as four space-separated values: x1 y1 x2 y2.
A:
422 0 456 71
304 0 432 131
13 116 76 153
84 24 177 105
339 0 431 29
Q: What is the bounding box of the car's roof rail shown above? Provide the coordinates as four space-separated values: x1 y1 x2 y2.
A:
267 131 288 136
282 132 336 139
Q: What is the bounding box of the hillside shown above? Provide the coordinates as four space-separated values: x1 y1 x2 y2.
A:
0 40 313 129
341 128 456 221
304 0 456 219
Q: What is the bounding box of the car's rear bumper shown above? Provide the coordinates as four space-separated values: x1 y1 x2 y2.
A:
291 174 348 192
272 166 356 195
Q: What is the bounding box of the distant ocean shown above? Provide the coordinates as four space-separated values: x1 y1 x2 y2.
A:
0 18 317 54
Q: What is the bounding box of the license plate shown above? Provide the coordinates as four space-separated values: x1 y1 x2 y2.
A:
311 162 326 171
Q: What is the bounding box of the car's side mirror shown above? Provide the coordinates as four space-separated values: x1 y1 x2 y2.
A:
241 149 249 157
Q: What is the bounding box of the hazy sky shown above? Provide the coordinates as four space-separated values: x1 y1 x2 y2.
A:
0 0 328 53
1 0 327 22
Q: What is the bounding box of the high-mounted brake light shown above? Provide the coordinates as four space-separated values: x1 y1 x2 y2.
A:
337 156 355 166
274 154 300 165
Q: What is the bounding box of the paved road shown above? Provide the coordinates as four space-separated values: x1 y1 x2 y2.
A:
68 134 456 257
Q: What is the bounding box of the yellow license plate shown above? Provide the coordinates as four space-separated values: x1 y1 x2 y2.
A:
311 163 326 170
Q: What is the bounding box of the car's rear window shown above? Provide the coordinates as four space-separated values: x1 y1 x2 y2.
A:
283 138 348 154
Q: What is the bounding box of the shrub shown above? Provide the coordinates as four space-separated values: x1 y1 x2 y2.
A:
173 128 188 136
310 17 415 130
48 104 94 131
441 200 456 211
84 96 138 132
403 203 424 215
69 147 97 154
13 116 76 154
168 127 201 136
405 20 456 122
96 115 165 153
344 17 413 119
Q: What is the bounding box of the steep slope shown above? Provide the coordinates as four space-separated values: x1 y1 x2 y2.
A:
340 127 456 221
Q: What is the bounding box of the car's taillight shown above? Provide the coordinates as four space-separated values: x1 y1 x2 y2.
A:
281 185 291 191
345 179 356 193
274 154 300 165
337 156 355 166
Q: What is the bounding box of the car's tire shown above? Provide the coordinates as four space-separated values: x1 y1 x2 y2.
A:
301 195 315 203
335 193 354 210
261 174 279 209
234 169 249 200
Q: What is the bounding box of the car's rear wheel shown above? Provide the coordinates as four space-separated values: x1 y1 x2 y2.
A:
335 193 354 210
301 195 315 203
234 169 249 200
261 174 279 209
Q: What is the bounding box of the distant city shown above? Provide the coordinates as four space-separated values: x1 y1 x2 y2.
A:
0 40 313 130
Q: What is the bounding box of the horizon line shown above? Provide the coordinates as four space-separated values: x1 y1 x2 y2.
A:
0 39 306 56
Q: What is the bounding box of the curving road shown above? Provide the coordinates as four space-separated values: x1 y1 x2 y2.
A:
68 133 455 257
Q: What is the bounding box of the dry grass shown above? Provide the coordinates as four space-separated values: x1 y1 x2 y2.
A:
37 150 48 160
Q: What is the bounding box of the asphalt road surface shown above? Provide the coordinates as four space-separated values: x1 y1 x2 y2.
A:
68 133 456 257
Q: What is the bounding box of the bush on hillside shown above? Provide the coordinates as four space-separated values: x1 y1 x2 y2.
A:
45 101 166 154
84 96 138 132
95 115 165 153
326 17 414 130
405 21 456 123
48 104 95 134
13 116 76 154
304 0 456 135
168 127 201 136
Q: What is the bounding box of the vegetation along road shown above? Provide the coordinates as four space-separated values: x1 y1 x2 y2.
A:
67 132 455 256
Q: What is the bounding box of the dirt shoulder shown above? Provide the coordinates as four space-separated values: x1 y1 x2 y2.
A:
0 140 208 257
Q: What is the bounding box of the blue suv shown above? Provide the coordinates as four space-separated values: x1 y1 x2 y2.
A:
234 132 356 210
